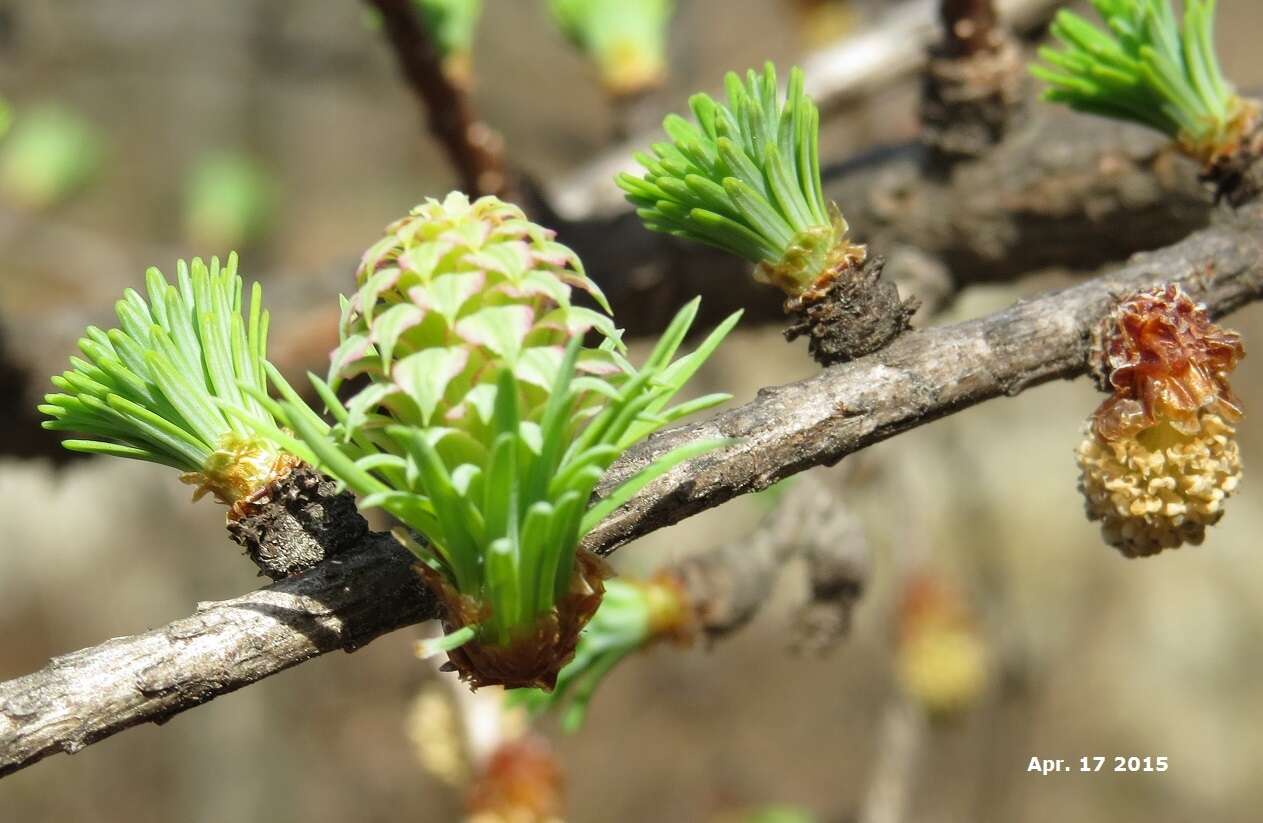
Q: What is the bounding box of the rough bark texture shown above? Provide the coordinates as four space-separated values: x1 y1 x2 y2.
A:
784 255 920 366
0 206 1259 778
226 464 369 580
0 532 435 777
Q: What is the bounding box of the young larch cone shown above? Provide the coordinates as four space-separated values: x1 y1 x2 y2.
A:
1078 284 1245 557
332 193 625 688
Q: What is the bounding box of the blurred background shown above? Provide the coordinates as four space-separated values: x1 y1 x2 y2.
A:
2 1 1262 821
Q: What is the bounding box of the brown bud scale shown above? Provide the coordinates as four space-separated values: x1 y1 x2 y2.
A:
419 550 610 691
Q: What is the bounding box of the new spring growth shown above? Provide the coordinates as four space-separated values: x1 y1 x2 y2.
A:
619 63 914 365
1077 284 1244 558
549 0 674 97
40 254 297 507
1031 0 1258 166
257 193 738 689
507 574 694 730
618 63 859 299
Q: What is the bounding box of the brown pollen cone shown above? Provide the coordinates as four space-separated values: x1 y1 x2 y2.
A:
420 550 611 691
1079 284 1245 557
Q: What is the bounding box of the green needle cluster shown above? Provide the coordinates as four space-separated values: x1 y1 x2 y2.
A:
618 63 853 297
1031 0 1255 162
40 254 290 503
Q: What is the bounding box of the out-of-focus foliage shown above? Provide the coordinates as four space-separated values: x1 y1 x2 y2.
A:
415 0 482 82
0 104 103 210
182 151 278 251
549 0 674 97
742 807 818 823
895 574 989 718
790 0 859 49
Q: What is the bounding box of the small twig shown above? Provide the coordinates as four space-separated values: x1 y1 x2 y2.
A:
364 0 509 198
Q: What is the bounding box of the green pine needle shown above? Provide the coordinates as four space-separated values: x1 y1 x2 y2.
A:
619 63 850 295
41 254 288 501
1031 0 1255 161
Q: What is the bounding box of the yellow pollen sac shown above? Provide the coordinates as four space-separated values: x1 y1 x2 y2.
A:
179 432 297 505
1077 412 1242 558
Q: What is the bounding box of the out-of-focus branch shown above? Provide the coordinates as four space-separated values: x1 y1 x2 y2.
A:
1 205 1259 778
364 0 509 198
921 0 1025 163
669 480 869 643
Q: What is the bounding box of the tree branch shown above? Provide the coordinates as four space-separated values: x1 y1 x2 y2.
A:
579 205 1263 552
0 533 435 778
2 206 1259 779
